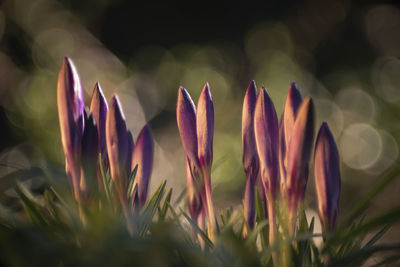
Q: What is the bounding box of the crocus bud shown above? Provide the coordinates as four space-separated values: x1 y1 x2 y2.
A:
285 97 314 213
314 122 341 232
177 87 200 168
196 83 214 174
279 83 302 191
242 80 259 180
131 124 154 206
106 94 130 199
242 80 259 230
90 82 108 162
254 86 279 256
254 86 279 200
81 113 99 194
57 57 85 197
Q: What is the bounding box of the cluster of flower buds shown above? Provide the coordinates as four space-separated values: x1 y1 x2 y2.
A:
57 57 154 212
176 83 217 241
241 81 341 242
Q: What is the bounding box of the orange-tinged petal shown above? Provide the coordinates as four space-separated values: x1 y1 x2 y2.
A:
286 97 314 212
106 94 129 194
196 83 214 172
131 124 154 206
254 86 279 199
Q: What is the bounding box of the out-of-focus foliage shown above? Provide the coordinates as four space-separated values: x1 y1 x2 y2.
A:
0 162 399 266
0 0 400 264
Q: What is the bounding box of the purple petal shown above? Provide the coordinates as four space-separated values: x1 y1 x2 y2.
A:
131 124 154 206
196 83 214 172
106 94 129 194
242 80 259 181
314 122 341 232
286 97 314 212
254 86 279 199
283 83 303 151
90 82 108 160
279 83 303 199
57 57 85 196
127 130 134 177
81 113 99 193
176 87 199 167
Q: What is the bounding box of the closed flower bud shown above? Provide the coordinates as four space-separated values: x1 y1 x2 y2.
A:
177 87 200 168
57 57 85 197
196 83 214 173
242 80 259 230
314 122 341 232
286 97 314 213
254 86 279 255
279 83 302 188
254 86 279 200
131 124 154 206
106 94 130 197
90 82 108 162
242 80 259 180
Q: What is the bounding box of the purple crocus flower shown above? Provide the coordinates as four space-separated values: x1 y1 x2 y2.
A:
131 124 154 207
242 80 259 230
197 83 214 174
106 94 130 208
314 122 341 232
89 82 108 189
285 97 314 215
254 86 279 201
57 57 85 199
279 83 303 199
177 87 203 219
254 86 279 251
177 87 200 169
176 84 216 241
196 83 217 241
90 83 108 158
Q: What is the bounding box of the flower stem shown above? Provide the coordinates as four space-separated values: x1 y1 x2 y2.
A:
202 170 217 242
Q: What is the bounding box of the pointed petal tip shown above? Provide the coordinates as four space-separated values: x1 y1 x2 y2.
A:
93 82 102 95
317 122 335 145
288 82 301 97
109 93 126 121
246 80 257 95
61 57 76 74
290 82 299 90
201 82 212 101
62 56 70 66
321 121 329 130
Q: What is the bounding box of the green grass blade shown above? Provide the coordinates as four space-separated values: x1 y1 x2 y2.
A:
159 188 172 220
14 183 47 225
181 210 214 249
